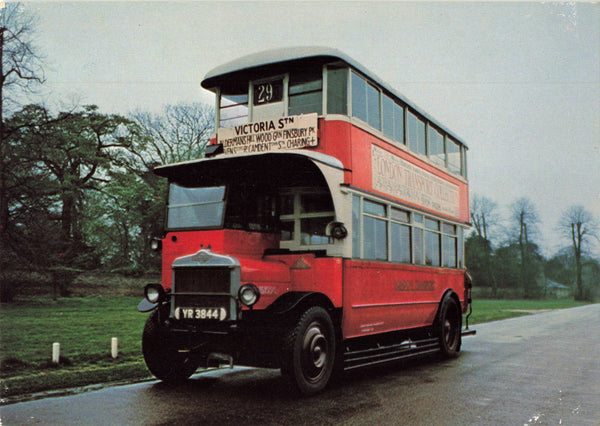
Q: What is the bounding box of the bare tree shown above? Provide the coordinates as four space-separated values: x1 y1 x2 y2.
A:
559 205 598 300
127 102 215 171
471 195 498 241
1 2 45 239
1 2 44 120
510 197 539 246
469 195 499 295
509 197 541 298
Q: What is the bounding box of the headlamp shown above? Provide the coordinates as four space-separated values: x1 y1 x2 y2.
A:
150 238 162 252
238 283 260 307
144 284 165 303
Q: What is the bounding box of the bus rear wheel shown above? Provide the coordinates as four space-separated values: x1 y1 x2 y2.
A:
142 310 198 383
281 306 336 395
437 295 462 358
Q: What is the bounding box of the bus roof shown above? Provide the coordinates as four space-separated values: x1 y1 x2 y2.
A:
201 46 467 149
202 46 365 89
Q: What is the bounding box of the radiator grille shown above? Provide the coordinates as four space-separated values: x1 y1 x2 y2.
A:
173 267 230 293
172 267 233 320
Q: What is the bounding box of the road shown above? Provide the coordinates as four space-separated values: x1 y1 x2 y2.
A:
2 304 599 425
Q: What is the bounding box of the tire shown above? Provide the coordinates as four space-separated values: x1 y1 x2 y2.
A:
437 295 462 358
142 310 198 383
281 306 336 395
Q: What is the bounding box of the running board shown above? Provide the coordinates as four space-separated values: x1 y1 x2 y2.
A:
343 338 440 371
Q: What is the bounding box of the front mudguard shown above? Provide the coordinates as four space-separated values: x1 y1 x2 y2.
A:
138 298 158 312
266 291 332 315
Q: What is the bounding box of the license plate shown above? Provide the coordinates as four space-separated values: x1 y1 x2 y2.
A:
174 307 227 321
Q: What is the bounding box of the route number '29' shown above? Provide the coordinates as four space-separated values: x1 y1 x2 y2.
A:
256 83 273 104
253 80 283 106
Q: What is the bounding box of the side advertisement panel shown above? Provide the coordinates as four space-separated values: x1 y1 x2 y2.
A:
371 145 460 218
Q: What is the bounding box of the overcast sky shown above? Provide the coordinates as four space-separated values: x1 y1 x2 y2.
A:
18 1 600 256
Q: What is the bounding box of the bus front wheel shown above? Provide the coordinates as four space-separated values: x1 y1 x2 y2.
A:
281 306 336 395
142 310 199 383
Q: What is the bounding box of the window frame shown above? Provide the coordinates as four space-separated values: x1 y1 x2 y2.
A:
279 188 335 249
351 192 465 269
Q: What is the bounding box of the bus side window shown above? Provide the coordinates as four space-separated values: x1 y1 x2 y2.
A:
280 190 334 247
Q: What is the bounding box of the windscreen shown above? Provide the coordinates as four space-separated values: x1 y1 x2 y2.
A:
167 185 225 229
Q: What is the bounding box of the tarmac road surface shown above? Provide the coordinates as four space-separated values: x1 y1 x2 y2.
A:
2 303 599 425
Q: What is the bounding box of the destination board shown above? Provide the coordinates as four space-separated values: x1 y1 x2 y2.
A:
218 113 318 155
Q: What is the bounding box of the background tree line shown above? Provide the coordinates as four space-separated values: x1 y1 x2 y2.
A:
467 195 599 301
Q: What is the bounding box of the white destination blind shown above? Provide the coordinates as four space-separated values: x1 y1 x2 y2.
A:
372 145 460 218
218 113 318 155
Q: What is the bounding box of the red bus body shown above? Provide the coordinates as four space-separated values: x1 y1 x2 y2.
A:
140 47 473 394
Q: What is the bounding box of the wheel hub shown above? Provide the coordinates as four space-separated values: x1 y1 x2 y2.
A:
302 325 329 379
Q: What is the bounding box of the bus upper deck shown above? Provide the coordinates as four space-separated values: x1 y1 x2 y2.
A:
200 46 469 225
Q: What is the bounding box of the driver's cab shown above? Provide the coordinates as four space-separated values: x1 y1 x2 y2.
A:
157 151 350 258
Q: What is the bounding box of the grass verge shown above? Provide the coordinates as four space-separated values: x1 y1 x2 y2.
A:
467 299 589 324
1 297 151 401
0 296 590 402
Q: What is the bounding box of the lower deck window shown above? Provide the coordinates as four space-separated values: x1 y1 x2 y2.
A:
442 223 458 267
352 195 463 268
391 223 411 263
364 216 387 260
301 217 333 245
442 235 457 267
280 189 334 247
425 230 441 266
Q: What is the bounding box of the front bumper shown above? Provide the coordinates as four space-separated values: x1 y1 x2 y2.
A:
150 303 285 368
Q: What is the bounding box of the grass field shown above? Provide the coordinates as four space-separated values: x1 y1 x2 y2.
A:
0 295 590 399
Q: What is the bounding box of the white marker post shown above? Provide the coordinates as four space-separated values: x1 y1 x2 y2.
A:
111 337 118 359
52 342 60 364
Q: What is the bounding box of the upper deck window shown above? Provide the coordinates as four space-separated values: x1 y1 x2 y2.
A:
382 94 404 144
428 126 445 167
326 65 348 115
407 111 426 156
289 70 322 116
446 137 461 175
220 92 248 128
351 72 381 130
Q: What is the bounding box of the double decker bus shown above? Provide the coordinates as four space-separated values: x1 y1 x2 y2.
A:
138 47 474 394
